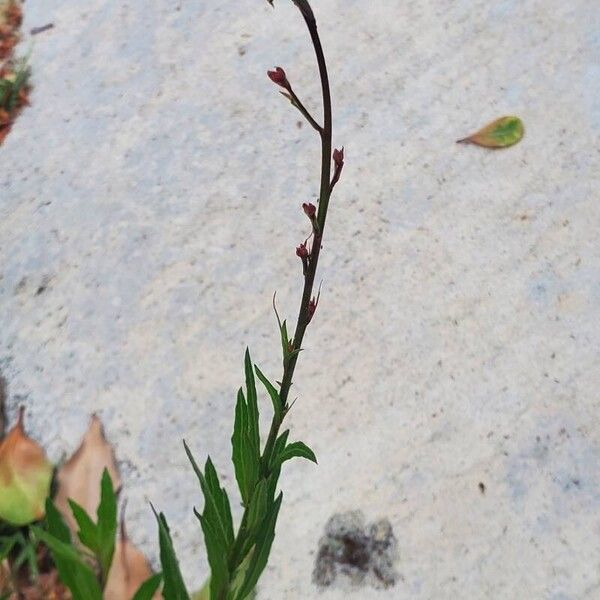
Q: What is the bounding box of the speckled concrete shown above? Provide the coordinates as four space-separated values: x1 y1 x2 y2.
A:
1 1 599 598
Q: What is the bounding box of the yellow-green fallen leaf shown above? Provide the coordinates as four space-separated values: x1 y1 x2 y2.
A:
0 407 53 526
457 116 524 148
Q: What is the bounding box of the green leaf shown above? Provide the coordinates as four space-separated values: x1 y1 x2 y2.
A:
457 115 524 148
274 441 317 467
66 469 117 580
232 388 260 505
97 468 118 577
31 526 103 600
0 534 18 561
45 498 71 543
152 507 190 600
273 430 290 457
244 349 260 453
203 456 234 546
234 493 283 600
184 443 234 549
232 388 249 503
254 366 282 421
132 573 163 600
246 479 269 532
68 499 99 554
279 319 290 364
196 511 229 600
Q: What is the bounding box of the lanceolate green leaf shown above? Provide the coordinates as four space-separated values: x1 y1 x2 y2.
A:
184 443 235 549
254 365 282 420
152 507 190 600
45 498 71 543
132 573 163 600
32 526 102 600
235 493 283 600
244 349 260 453
96 468 118 577
68 499 99 553
457 115 524 148
280 319 289 362
232 387 260 506
274 441 317 467
66 468 117 580
246 479 269 533
196 510 230 600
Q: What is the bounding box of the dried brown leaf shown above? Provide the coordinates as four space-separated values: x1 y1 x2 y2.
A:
104 519 161 600
55 415 121 535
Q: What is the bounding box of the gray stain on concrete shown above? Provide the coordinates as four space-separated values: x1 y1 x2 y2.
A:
313 511 398 590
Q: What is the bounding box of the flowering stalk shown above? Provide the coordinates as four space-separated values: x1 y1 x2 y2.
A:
154 2 344 599
260 0 342 489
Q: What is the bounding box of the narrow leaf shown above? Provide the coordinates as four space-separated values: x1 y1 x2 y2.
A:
152 507 190 600
204 456 234 546
280 320 289 362
232 388 250 503
231 389 259 505
274 441 317 467
244 349 260 453
235 493 283 600
31 526 103 600
273 430 290 457
254 366 282 421
45 498 72 544
97 468 118 578
246 479 269 532
457 115 524 148
197 513 229 600
68 499 99 554
131 573 162 600
183 442 234 549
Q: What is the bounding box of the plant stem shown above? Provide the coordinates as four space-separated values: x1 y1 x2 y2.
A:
227 2 335 587
261 5 333 475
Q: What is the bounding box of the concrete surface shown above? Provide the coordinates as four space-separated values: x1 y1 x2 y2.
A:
1 0 600 598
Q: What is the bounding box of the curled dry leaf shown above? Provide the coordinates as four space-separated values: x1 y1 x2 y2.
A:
457 115 524 148
0 407 53 526
104 519 161 600
55 415 121 536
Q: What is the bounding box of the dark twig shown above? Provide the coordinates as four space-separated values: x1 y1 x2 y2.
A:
30 23 54 36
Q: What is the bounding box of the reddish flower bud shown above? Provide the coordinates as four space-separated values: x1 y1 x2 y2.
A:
333 147 344 170
330 147 345 192
267 67 289 88
296 243 309 258
302 202 316 219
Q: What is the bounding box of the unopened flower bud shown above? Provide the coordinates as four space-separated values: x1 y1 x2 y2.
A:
302 202 316 219
296 243 309 258
267 67 289 89
333 147 344 170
